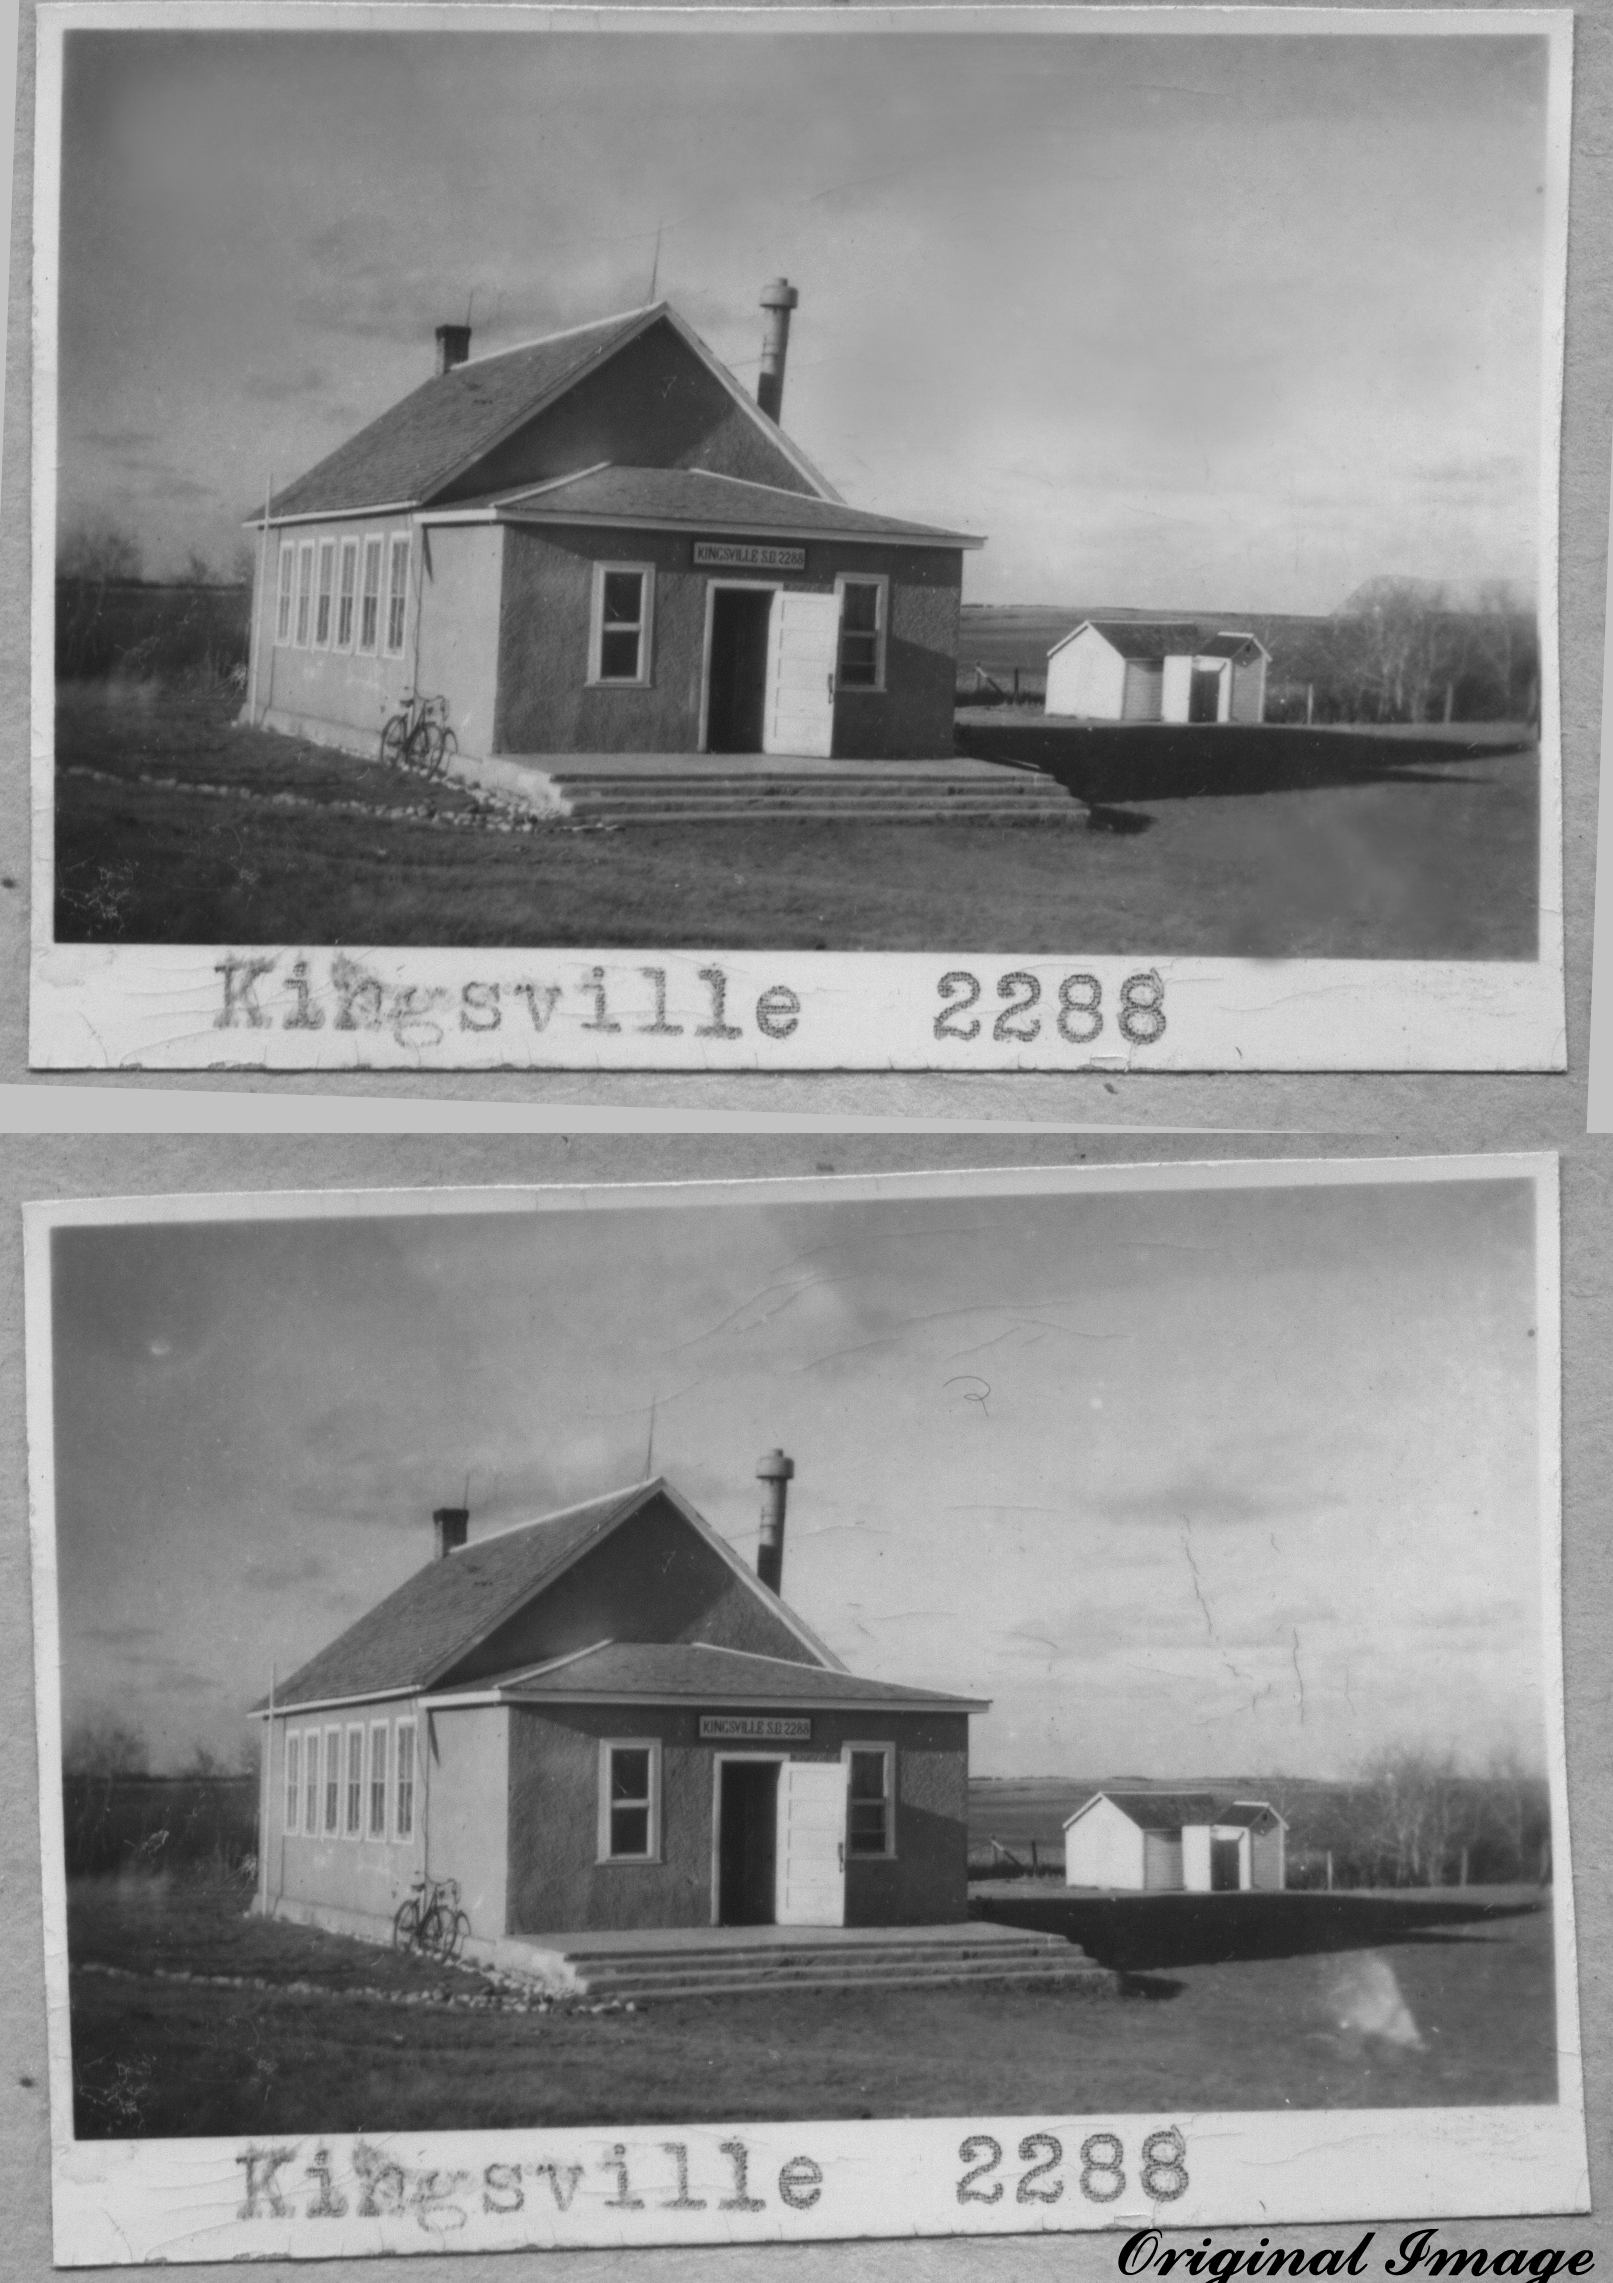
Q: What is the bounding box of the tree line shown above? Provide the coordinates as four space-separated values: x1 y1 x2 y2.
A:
1265 1748 1550 1890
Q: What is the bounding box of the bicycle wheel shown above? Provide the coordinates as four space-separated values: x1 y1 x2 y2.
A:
444 1909 471 1965
380 714 409 768
428 727 458 783
392 1896 421 1953
404 721 435 775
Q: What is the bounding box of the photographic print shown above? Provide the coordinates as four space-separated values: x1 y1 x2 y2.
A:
27 5 1568 1070
24 1159 1586 2261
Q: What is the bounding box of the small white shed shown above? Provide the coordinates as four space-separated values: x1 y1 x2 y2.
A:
1063 1791 1286 1892
1045 621 1269 725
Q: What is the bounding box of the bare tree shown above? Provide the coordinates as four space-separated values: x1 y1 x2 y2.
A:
58 514 144 584
63 1711 150 1778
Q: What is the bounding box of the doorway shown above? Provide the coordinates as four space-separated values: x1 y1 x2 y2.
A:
1210 1836 1243 1891
717 1758 780 1924
705 588 774 752
1189 665 1225 723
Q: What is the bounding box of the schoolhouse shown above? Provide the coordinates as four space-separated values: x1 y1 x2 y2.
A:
243 283 980 765
1062 1790 1286 1893
254 1457 984 1944
1044 620 1269 725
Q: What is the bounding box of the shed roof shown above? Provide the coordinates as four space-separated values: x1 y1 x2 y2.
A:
261 1477 841 1712
1047 620 1269 664
1064 1790 1282 1833
437 463 980 550
261 303 840 524
430 1639 987 1713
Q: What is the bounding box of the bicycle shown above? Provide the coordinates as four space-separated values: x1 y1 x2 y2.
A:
379 690 457 781
392 1873 470 1963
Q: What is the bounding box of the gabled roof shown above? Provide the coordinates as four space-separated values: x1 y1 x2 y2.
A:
259 303 841 524
260 1477 843 1713
427 464 980 551
427 1638 987 1713
1047 619 1267 664
1063 1789 1282 1834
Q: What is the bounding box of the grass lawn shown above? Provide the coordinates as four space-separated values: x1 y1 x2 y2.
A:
66 1874 1557 2138
54 684 1539 958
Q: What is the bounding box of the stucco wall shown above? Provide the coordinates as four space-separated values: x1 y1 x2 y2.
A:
434 319 818 505
412 525 506 758
423 1703 510 1938
261 1704 424 1935
1064 1798 1146 1889
494 528 963 758
250 516 418 754
506 1706 969 1935
446 1495 818 1687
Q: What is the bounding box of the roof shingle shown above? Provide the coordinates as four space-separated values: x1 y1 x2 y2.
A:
267 308 659 521
478 464 978 548
1069 1790 1278 1832
450 1640 984 1710
269 1484 658 1709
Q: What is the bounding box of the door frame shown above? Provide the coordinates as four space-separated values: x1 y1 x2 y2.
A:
697 580 785 754
708 1751 787 1926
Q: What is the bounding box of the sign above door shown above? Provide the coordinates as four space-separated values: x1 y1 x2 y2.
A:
700 1714 812 1741
693 541 807 572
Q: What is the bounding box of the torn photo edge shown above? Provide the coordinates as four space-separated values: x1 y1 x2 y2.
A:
25 4 1571 1074
22 1154 1587 2263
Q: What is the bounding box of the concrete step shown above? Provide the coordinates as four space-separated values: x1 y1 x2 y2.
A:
552 795 1080 825
560 1933 1074 1968
568 1959 1116 2004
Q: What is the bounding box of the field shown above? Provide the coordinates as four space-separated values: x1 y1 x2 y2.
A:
55 684 1537 959
65 1873 1557 2137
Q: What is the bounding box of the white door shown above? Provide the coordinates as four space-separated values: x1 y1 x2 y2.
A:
763 591 840 758
775 1760 847 1925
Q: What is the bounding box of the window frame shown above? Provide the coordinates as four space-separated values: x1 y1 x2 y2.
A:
395 1718 416 1841
344 1723 364 1839
294 542 315 648
324 1725 341 1835
303 1728 320 1837
587 561 655 689
368 1721 389 1840
313 538 336 648
336 537 359 652
284 1729 301 1835
842 1740 896 1860
597 1737 662 1864
833 572 888 695
384 534 411 658
275 542 296 645
359 536 384 655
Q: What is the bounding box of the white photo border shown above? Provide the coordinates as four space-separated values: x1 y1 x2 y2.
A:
23 1155 1587 2263
26 5 1572 1075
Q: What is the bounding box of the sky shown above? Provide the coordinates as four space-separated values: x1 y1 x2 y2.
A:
54 24 1550 609
47 1174 1544 1783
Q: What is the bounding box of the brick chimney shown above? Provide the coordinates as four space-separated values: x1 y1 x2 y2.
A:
756 279 799 423
435 322 472 376
433 1505 469 1559
755 1450 794 1594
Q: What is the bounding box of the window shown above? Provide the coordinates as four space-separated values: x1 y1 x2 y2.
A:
589 564 653 685
598 1740 659 1861
395 1720 415 1840
336 539 358 650
314 539 336 647
845 1745 894 1856
836 576 887 691
324 1726 341 1833
359 537 383 654
385 535 410 656
368 1723 388 1838
275 544 295 644
345 1726 364 1837
284 1731 301 1835
294 543 315 646
304 1731 319 1837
